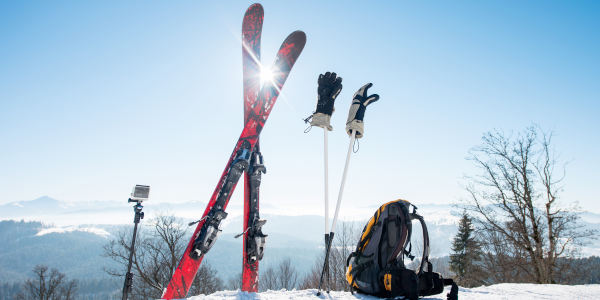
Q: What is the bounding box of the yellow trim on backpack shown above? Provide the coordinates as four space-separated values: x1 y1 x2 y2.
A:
346 264 354 288
359 216 376 250
359 200 400 250
346 264 360 289
384 273 392 291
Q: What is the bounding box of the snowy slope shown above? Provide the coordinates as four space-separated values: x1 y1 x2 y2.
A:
187 284 600 300
35 225 112 238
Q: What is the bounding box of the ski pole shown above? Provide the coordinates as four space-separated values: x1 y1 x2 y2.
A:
316 129 356 296
324 128 330 291
323 129 329 234
324 128 329 237
316 83 378 295
331 129 355 234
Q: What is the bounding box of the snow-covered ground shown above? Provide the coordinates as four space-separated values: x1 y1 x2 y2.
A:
186 284 600 300
35 225 112 238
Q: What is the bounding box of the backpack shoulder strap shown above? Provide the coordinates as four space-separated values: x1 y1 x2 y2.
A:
410 209 430 276
385 202 411 264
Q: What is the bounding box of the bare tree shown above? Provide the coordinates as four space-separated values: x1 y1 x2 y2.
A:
190 262 223 296
299 220 361 291
430 257 453 279
478 229 531 283
13 265 78 300
226 272 242 291
298 257 322 290
329 220 359 291
257 258 299 292
260 267 277 291
276 258 298 291
460 125 597 284
102 210 223 299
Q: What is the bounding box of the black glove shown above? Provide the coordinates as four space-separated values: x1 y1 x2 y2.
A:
345 83 379 138
315 71 343 115
306 71 343 131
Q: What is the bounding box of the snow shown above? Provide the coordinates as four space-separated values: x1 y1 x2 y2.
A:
420 211 460 226
35 226 112 238
185 284 600 300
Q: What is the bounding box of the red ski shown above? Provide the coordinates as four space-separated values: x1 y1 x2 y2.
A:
241 3 265 293
162 24 305 300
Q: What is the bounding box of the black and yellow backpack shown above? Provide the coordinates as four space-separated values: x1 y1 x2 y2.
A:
346 199 458 300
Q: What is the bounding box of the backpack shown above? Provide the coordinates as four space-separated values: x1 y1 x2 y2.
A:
346 199 458 300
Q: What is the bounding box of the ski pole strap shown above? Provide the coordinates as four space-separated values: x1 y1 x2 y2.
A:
302 114 314 133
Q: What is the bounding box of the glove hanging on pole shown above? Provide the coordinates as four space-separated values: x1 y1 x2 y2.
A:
309 72 343 131
345 83 379 138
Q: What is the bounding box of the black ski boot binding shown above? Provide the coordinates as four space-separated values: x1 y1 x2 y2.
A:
190 209 228 259
247 217 268 264
189 141 252 260
246 151 268 264
250 151 266 188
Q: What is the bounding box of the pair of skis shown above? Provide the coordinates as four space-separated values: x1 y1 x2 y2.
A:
162 4 305 299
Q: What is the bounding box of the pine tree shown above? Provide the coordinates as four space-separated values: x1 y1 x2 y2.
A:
449 211 485 287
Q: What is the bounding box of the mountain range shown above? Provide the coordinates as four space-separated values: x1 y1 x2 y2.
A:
1 196 598 284
2 196 599 245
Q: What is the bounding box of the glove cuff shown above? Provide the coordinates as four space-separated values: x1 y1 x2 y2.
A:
345 120 364 138
310 113 333 131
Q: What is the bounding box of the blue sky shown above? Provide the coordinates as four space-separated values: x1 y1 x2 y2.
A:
1 1 599 214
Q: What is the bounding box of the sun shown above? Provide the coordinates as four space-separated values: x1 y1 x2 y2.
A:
260 66 273 87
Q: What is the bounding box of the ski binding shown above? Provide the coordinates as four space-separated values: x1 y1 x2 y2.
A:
189 142 252 260
246 151 268 264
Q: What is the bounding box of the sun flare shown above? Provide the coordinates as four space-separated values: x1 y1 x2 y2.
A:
260 66 273 86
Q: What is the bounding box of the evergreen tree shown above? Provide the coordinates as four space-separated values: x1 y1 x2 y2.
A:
449 211 485 287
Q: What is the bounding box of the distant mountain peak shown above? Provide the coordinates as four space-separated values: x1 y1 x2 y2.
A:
24 196 74 208
31 195 61 202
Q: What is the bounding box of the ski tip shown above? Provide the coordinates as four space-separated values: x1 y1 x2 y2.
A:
285 30 307 49
243 3 264 33
246 3 264 14
290 30 307 41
